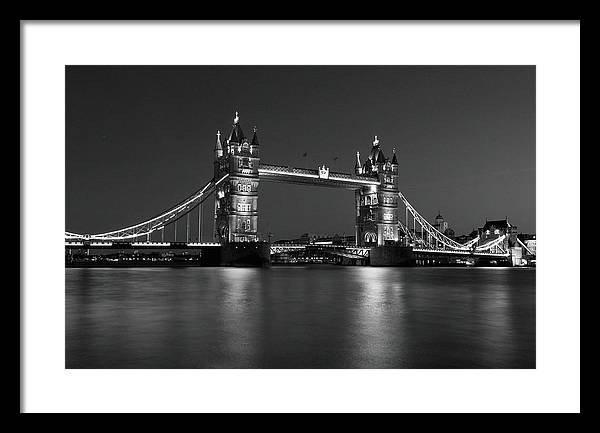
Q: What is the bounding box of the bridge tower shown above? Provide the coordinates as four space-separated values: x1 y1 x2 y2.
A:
213 112 261 243
354 136 399 246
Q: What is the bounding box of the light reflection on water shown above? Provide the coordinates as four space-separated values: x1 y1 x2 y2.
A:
66 266 535 368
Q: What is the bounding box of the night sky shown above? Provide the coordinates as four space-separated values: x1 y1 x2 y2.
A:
66 66 535 240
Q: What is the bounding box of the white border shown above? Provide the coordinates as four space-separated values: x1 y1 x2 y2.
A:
22 21 580 413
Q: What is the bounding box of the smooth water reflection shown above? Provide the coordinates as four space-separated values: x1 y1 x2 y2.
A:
66 266 535 368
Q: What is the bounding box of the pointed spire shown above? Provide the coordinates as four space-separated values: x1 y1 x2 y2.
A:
370 135 382 161
251 126 260 146
214 130 223 157
216 130 222 146
376 147 386 163
354 151 362 173
364 157 372 172
391 147 398 165
228 111 245 143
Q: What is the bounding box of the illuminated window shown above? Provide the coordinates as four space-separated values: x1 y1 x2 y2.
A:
237 183 251 192
383 226 394 239
238 157 252 169
364 232 377 243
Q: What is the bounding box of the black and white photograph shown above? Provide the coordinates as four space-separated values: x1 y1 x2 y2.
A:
65 65 536 369
21 21 580 413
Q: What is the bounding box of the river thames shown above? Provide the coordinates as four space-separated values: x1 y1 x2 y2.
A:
66 266 535 369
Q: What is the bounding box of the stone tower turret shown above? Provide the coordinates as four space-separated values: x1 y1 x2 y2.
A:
355 135 399 246
213 112 261 243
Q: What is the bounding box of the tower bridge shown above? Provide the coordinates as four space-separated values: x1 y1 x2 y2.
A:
66 112 534 267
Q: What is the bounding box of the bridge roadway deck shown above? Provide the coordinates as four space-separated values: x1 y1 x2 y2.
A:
65 241 220 249
65 241 510 260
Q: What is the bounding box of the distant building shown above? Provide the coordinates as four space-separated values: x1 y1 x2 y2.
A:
518 233 536 255
478 218 519 247
274 233 311 244
525 239 536 255
455 234 470 244
432 211 456 239
454 230 478 245
443 227 455 238
299 233 311 244
274 233 355 246
433 212 449 234
313 234 355 245
518 233 536 242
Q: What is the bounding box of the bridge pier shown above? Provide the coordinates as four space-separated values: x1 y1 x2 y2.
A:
220 242 271 267
369 245 415 266
510 247 524 267
473 256 513 267
64 242 223 267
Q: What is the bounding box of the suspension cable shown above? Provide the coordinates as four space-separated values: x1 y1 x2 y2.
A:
397 192 469 250
65 174 228 241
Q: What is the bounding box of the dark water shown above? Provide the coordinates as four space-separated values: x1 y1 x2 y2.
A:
66 266 535 368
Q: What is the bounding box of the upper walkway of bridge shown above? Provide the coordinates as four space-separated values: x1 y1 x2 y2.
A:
258 163 380 189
